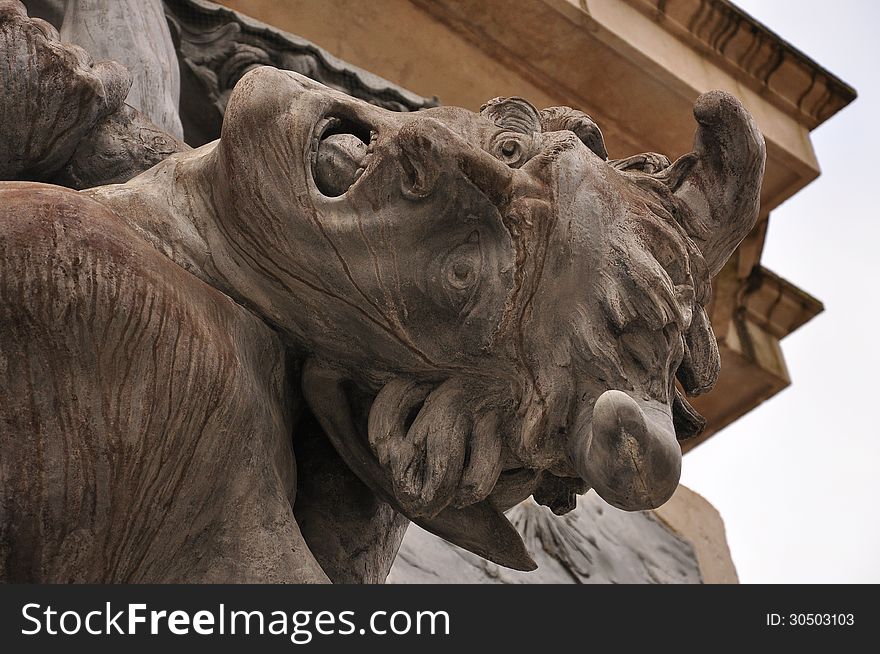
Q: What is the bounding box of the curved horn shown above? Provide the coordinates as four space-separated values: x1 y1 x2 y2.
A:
663 90 766 276
571 390 681 511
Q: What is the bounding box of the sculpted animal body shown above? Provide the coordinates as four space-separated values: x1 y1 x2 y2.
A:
0 3 765 582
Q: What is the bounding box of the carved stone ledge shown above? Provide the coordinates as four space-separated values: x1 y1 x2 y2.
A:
624 0 856 128
682 226 820 453
741 266 823 340
164 0 438 145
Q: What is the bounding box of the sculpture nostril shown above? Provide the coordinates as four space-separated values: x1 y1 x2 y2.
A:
399 148 434 198
396 122 445 199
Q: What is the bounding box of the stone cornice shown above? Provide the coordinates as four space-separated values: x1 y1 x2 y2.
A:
743 265 823 340
623 0 856 129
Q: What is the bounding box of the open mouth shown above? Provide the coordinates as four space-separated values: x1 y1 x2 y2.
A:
311 116 376 197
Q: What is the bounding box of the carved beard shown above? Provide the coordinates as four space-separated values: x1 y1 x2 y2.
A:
300 359 582 571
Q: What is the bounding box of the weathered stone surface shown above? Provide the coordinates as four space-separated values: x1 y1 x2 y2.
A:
23 1 437 147
0 2 765 582
163 0 437 145
654 485 739 583
389 494 702 584
59 0 184 139
388 485 739 584
1 1 187 189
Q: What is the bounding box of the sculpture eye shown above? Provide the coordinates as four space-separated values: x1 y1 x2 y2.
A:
491 132 533 168
438 233 482 314
447 258 476 290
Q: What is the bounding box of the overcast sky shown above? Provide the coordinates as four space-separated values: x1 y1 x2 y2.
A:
679 0 879 583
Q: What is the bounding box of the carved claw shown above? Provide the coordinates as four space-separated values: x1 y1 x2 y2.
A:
302 360 536 571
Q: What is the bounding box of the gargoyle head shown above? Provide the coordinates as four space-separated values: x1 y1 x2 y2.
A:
211 67 765 570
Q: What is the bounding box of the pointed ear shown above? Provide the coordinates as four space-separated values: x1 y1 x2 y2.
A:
539 106 608 160
660 91 766 276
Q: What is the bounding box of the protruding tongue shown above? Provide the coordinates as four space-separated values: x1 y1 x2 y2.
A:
315 133 367 196
571 390 681 511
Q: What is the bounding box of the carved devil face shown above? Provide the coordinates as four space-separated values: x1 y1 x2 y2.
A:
213 67 765 569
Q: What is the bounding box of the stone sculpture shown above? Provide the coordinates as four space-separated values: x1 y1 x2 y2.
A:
0 1 765 582
59 0 184 139
21 0 437 146
163 0 437 145
389 496 704 584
